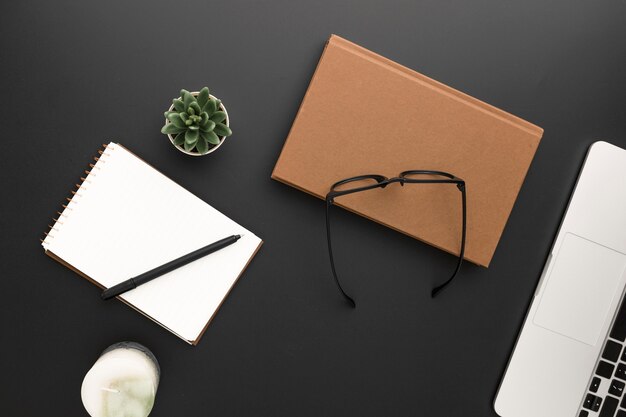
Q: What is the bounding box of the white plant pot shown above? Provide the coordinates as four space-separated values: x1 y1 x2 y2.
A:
165 92 230 157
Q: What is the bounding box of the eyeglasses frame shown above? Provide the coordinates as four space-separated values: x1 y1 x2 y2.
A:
325 170 467 307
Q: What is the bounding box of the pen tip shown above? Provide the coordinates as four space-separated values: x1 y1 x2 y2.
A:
235 234 243 240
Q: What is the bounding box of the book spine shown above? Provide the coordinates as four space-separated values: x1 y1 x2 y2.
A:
41 143 114 247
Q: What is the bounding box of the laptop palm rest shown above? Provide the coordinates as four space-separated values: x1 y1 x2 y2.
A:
533 233 626 346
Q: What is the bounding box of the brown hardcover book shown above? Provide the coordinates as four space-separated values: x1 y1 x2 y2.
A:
272 35 543 267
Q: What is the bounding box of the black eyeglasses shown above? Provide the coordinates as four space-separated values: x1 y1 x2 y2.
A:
325 170 467 307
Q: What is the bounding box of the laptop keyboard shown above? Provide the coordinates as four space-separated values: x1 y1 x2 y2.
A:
579 298 626 416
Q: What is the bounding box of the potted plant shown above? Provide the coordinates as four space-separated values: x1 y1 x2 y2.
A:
161 87 232 156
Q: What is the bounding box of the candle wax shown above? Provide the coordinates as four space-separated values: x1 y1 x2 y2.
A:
81 342 159 417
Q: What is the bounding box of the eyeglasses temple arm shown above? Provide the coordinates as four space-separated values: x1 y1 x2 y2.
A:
431 184 467 297
326 198 356 307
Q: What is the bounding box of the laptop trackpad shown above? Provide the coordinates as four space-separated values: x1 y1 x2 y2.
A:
534 233 626 346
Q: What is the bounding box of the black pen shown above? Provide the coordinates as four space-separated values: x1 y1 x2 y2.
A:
101 234 242 300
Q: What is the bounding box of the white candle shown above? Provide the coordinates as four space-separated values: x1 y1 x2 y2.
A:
81 342 160 417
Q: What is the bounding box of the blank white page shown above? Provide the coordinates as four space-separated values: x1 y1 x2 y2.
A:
42 143 262 344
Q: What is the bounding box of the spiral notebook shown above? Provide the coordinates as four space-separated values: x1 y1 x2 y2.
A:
41 143 262 345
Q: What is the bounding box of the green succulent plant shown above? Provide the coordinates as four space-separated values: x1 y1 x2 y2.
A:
161 87 232 154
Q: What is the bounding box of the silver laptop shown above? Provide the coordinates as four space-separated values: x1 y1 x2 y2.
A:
495 141 626 417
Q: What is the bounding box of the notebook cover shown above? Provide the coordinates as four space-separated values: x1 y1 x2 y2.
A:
272 34 543 267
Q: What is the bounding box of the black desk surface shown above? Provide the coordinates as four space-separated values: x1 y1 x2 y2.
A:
2 1 625 415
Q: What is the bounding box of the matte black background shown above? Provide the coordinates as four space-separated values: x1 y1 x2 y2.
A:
1 1 625 415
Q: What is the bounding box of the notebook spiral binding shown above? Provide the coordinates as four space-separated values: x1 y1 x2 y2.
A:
41 143 115 246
